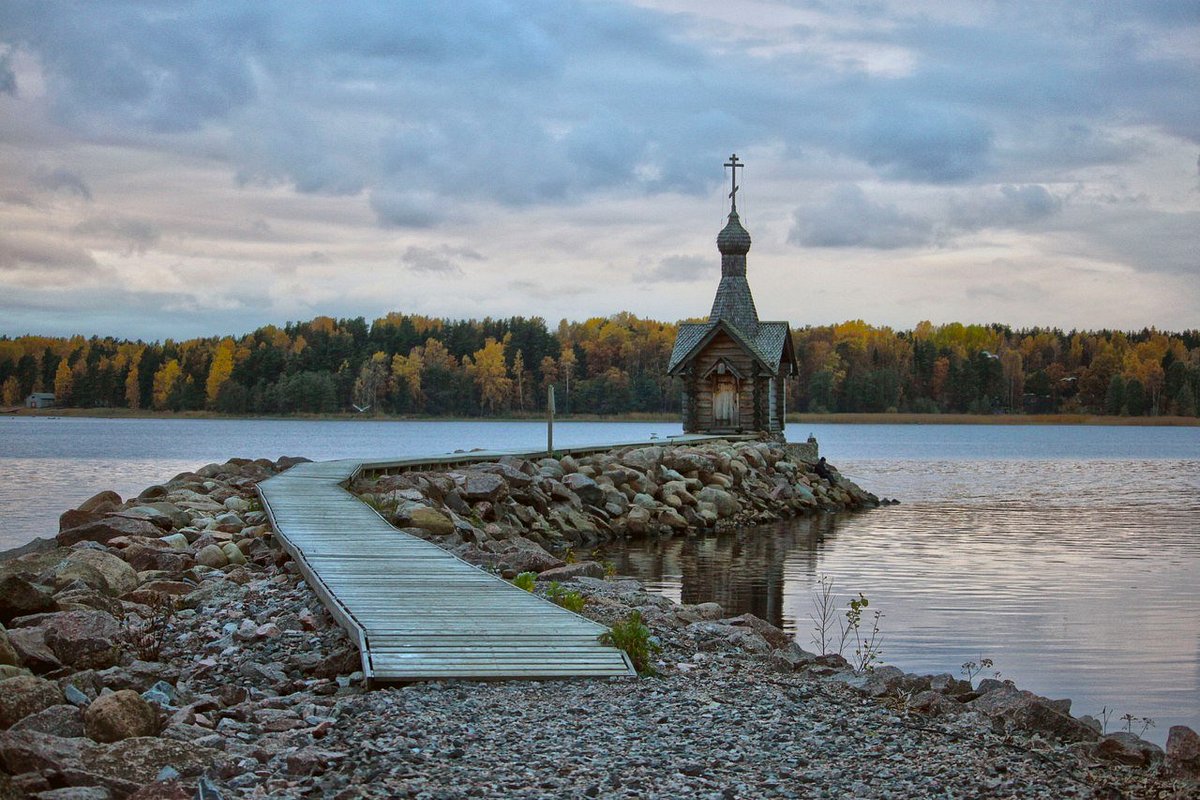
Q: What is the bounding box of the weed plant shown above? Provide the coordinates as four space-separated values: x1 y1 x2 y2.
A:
546 582 585 613
600 610 661 676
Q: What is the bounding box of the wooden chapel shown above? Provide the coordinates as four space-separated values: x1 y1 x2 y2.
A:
666 155 799 436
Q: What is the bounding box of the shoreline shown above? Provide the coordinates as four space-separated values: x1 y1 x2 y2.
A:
6 406 1199 427
1 445 1196 796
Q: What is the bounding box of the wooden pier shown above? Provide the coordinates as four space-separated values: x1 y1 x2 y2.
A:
255 438 734 682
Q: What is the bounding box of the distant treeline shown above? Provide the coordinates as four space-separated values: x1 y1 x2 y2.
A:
2 313 1198 418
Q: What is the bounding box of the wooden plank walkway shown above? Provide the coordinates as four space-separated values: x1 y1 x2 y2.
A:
258 440 732 682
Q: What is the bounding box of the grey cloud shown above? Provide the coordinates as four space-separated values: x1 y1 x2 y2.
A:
1075 208 1200 276
401 245 482 276
5 0 1195 216
948 185 1062 230
370 191 442 229
32 167 92 200
851 103 994 183
791 185 933 249
635 255 711 283
792 183 1065 250
507 279 588 299
0 51 14 95
73 216 161 255
0 234 98 274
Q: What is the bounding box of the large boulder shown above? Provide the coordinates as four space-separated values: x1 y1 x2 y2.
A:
696 486 739 517
86 736 221 785
460 472 508 502
47 550 139 597
1166 725 1200 780
0 625 19 667
536 562 605 582
42 610 123 670
620 446 662 472
1095 732 1164 767
404 506 455 536
0 730 87 775
561 473 605 506
1007 700 1099 743
121 543 194 574
78 491 122 514
57 516 162 547
0 575 58 624
0 675 65 728
84 690 158 742
194 545 228 569
4 627 61 673
8 703 84 738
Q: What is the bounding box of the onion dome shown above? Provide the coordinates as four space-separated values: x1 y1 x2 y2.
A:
717 211 752 256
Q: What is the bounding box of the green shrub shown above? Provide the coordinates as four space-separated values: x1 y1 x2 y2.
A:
513 572 537 592
599 610 661 676
545 582 585 613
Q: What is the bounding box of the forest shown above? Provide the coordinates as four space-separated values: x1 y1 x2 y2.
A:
2 313 1198 418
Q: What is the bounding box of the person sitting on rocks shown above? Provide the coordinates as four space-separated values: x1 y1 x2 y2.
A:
814 456 837 484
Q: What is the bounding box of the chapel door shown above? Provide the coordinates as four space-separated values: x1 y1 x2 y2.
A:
713 376 738 426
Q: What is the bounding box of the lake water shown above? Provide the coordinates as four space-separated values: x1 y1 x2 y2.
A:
1 417 1197 744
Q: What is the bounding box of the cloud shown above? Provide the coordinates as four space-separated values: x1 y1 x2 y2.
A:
791 185 933 249
0 234 98 275
73 216 161 255
0 1 1196 335
634 255 711 283
0 51 15 95
850 103 994 183
400 245 483 276
948 184 1062 230
792 183 1065 249
32 167 91 200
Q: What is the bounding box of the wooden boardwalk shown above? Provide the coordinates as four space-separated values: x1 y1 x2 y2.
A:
256 443 681 682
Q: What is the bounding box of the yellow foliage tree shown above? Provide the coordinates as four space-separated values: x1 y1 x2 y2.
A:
391 349 424 408
125 363 141 409
205 338 236 405
54 359 74 406
2 376 20 406
466 337 512 415
152 359 182 410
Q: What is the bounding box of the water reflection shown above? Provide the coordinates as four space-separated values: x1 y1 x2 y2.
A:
599 457 1200 746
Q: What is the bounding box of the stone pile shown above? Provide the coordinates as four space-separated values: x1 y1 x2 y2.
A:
353 440 879 577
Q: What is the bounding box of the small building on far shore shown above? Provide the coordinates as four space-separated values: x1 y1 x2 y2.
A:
667 155 798 438
25 392 56 409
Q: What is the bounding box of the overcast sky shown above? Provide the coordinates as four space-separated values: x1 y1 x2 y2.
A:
1 1 1197 341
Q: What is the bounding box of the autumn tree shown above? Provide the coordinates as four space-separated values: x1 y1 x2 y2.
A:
205 338 236 406
53 358 74 406
152 359 182 410
2 376 20 406
466 337 512 415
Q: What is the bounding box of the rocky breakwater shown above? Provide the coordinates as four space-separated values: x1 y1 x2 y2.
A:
0 456 365 799
353 439 880 578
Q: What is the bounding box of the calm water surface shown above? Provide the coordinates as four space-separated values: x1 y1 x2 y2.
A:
2 417 1197 744
600 425 1200 746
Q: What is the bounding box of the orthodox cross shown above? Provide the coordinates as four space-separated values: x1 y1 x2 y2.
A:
724 153 743 212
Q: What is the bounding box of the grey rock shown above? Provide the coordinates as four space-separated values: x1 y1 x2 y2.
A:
561 473 605 506
1166 725 1200 780
9 704 84 738
0 675 65 728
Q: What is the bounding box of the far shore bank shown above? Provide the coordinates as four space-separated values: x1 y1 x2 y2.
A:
5 407 1199 426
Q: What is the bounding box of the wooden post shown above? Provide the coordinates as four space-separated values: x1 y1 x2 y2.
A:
547 384 556 456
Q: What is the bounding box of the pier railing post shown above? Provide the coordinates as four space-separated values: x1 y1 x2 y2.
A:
547 385 556 456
